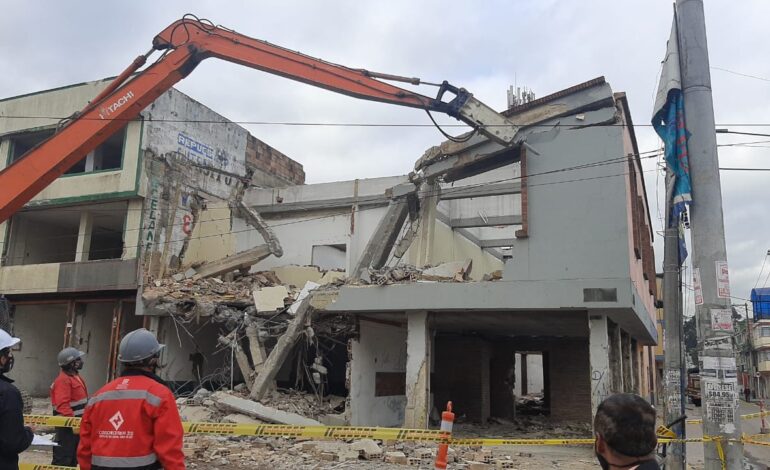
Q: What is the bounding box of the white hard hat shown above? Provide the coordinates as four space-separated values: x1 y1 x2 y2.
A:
0 329 20 351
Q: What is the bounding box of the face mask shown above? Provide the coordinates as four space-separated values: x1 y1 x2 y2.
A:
596 444 611 470
1 354 14 373
595 444 651 470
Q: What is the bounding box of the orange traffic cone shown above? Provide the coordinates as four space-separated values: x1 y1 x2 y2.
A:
434 401 454 469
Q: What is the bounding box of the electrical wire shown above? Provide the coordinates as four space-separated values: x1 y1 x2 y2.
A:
711 66 770 83
754 253 769 290
7 114 770 128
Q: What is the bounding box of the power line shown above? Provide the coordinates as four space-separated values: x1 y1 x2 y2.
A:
6 114 770 128
754 252 769 290
711 66 770 83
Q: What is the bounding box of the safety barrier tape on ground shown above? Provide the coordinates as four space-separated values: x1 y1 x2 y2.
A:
22 414 770 448
20 465 75 470
686 409 770 424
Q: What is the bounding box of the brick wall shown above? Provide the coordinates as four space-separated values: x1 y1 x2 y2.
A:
433 335 491 423
549 338 592 422
245 134 305 186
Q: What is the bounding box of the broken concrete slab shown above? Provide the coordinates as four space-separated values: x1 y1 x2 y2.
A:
272 265 323 287
192 244 272 280
288 281 319 315
212 392 321 426
319 413 348 427
319 270 346 285
252 285 289 312
421 260 468 280
220 413 264 426
179 405 214 422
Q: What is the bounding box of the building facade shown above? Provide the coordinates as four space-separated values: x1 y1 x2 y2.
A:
0 79 303 395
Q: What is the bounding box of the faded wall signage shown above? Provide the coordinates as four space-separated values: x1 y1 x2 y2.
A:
142 89 248 200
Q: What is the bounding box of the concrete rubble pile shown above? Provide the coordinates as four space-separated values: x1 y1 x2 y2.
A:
182 433 593 469
355 259 503 286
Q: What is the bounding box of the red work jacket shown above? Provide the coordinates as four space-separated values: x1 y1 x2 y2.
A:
77 370 185 470
50 371 88 417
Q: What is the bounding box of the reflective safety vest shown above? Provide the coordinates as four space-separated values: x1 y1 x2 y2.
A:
50 371 88 417
77 371 185 470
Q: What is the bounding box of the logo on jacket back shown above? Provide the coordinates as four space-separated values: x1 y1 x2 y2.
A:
109 411 125 431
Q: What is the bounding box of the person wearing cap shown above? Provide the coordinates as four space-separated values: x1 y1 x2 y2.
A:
77 328 185 470
50 347 88 466
0 328 34 469
594 393 660 470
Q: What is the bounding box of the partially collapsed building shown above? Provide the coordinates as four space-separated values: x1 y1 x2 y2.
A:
0 76 658 429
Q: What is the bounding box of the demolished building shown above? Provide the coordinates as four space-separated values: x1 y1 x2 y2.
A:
0 78 304 395
142 77 659 428
1 76 659 432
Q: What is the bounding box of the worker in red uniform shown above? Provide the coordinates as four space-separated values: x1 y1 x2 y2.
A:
77 328 185 470
50 347 88 466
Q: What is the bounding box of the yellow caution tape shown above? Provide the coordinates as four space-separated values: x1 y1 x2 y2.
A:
25 415 80 428
449 438 595 446
19 465 76 470
686 409 770 425
184 422 448 441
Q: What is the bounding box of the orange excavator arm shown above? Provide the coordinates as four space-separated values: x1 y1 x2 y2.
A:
0 16 517 222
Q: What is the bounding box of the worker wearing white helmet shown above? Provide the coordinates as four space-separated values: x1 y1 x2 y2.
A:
0 328 34 469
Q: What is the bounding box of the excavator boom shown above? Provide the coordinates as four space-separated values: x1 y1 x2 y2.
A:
0 16 517 222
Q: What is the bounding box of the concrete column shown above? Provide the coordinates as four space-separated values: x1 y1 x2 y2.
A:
631 339 640 394
123 199 144 259
608 321 623 392
520 353 529 396
589 314 612 417
414 181 440 266
621 332 633 393
75 211 93 262
404 311 431 428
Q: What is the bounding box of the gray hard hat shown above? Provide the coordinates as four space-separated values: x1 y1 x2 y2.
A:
118 328 164 363
57 347 85 366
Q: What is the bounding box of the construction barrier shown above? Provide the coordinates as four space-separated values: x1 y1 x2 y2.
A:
685 409 770 425
434 401 454 469
20 465 74 470
24 414 770 446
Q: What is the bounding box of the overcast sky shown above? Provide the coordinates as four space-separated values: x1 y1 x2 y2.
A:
1 1 769 315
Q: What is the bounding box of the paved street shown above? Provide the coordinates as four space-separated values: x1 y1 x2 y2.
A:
684 400 769 469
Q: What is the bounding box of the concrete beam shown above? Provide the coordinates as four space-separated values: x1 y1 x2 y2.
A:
404 311 431 429
478 238 517 248
589 314 611 418
250 295 314 401
415 81 615 182
192 244 272 280
449 215 522 228
351 198 411 280
440 181 521 200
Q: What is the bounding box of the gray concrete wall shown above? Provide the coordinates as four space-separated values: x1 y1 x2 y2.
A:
505 111 631 283
11 303 68 396
349 320 407 427
75 302 113 394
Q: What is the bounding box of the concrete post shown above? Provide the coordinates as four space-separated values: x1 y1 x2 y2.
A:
663 170 686 469
520 353 529 396
415 181 440 266
75 211 93 262
676 1 743 467
589 315 612 417
608 321 623 392
404 311 431 428
621 332 633 393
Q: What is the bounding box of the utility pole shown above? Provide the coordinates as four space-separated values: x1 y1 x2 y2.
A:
676 1 744 468
663 173 685 470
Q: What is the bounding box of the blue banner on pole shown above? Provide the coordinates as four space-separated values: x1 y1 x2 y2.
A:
653 89 692 224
